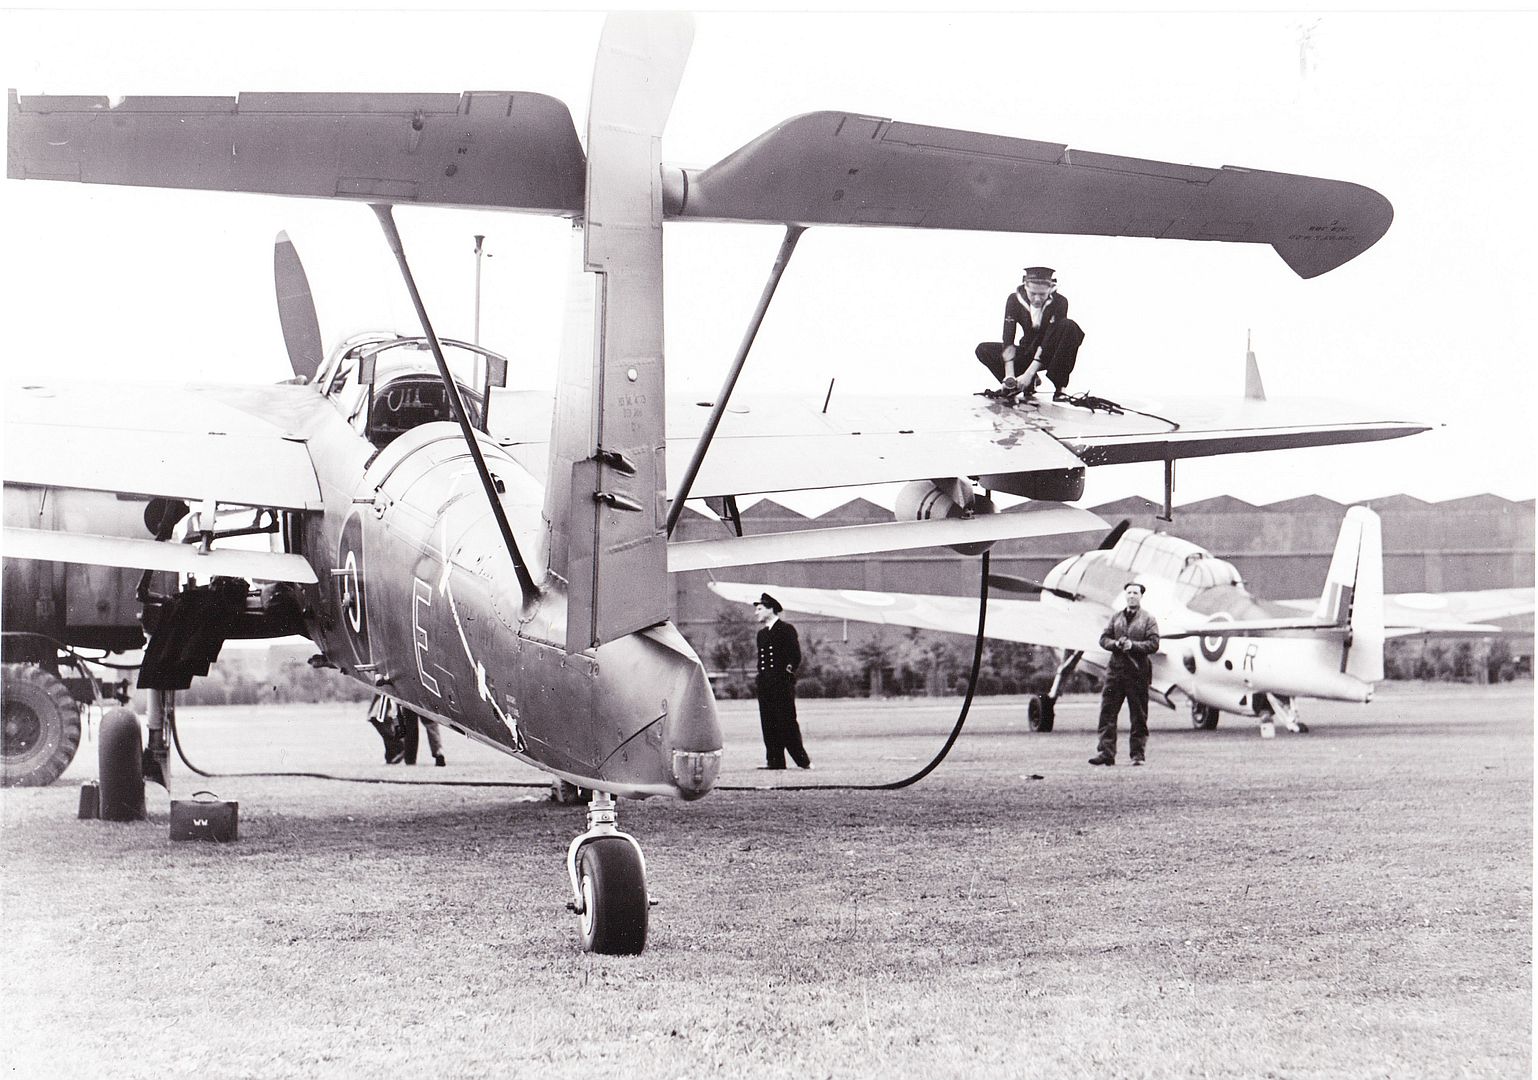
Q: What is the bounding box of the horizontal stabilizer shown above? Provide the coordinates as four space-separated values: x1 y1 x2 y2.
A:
1275 588 1534 633
8 90 585 214
1163 618 1348 640
3 526 318 584
669 112 1393 277
670 502 1105 572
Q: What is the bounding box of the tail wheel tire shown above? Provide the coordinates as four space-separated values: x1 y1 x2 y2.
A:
1190 702 1220 731
2 663 82 788
1027 695 1055 733
577 837 648 955
97 707 146 822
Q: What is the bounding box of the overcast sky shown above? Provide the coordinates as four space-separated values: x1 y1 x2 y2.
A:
2 7 1534 513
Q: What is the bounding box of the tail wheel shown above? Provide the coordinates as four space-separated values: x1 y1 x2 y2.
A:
2 663 82 788
1190 702 1221 730
1027 695 1055 733
97 707 146 821
576 837 648 955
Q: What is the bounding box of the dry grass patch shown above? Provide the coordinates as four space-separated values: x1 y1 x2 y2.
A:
2 684 1530 1079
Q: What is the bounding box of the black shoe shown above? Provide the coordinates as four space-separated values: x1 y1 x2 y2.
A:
1131 756 1144 766
1088 754 1114 766
1052 389 1070 402
434 754 446 767
796 761 813 771
385 750 405 765
756 765 785 771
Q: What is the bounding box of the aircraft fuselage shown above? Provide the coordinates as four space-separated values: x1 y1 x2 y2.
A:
287 394 720 800
1042 528 1373 717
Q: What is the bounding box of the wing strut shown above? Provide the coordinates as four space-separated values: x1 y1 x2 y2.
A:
665 224 805 536
369 204 539 604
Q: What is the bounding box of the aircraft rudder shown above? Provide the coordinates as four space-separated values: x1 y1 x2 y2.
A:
1313 507 1384 681
1344 506 1384 682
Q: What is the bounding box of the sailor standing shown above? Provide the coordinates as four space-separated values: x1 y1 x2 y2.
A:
752 593 811 771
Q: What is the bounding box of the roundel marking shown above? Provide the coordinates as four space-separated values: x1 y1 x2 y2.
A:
1199 612 1233 662
336 510 371 666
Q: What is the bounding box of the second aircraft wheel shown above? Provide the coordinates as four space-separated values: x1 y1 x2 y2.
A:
1027 695 1055 733
1190 702 1221 731
576 837 648 955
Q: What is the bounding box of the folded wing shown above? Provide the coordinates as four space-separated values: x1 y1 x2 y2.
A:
669 112 1393 278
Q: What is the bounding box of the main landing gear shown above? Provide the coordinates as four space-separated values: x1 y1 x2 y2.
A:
566 791 650 955
1255 693 1308 735
94 689 176 822
1190 700 1221 730
1028 650 1084 733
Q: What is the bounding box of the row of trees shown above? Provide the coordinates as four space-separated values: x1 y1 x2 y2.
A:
703 607 1097 700
702 607 1528 699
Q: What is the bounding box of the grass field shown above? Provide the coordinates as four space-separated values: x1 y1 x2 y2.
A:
2 683 1531 1079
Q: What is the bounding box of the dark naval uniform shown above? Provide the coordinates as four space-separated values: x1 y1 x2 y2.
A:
1095 607 1161 762
974 284 1085 392
756 617 809 770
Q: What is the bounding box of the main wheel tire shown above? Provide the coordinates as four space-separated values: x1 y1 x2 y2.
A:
1027 695 1055 733
1190 702 1220 731
97 707 146 822
2 663 82 787
576 837 648 955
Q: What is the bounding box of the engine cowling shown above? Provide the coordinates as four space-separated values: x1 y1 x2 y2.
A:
895 479 997 555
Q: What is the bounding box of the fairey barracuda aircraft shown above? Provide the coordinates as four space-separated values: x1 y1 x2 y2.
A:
2 14 1429 952
712 508 1533 737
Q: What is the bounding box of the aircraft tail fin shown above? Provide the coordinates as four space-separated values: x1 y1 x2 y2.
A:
544 14 694 653
1244 331 1266 401
1312 506 1384 682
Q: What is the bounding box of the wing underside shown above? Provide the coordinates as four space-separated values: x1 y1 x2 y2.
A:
708 580 1110 655
4 381 327 509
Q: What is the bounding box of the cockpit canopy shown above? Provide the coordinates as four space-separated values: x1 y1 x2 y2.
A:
1049 526 1247 607
1108 528 1244 597
315 333 508 449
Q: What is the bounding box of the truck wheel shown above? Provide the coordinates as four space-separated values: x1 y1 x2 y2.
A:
2 663 82 787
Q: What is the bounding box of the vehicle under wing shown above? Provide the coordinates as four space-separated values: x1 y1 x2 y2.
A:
4 381 327 510
709 580 1110 655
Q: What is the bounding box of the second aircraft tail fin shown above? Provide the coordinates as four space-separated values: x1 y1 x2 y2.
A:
1313 506 1385 682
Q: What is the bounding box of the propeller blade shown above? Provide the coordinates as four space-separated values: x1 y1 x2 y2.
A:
369 204 539 604
987 573 1045 595
987 573 1079 601
1098 519 1131 551
273 231 325 383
